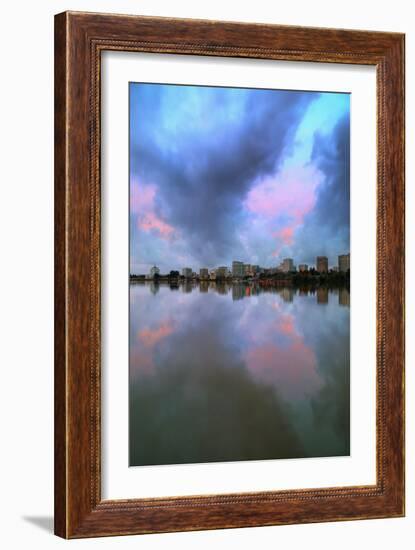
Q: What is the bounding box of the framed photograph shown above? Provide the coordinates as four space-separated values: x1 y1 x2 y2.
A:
54 11 405 538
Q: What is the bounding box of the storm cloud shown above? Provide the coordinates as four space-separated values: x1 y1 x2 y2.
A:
293 112 350 265
129 83 350 273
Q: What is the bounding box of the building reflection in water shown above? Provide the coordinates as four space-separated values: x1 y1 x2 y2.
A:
182 281 193 293
280 287 294 303
199 281 209 293
137 281 350 308
216 282 230 295
317 287 329 304
149 281 159 295
232 284 245 301
339 287 350 306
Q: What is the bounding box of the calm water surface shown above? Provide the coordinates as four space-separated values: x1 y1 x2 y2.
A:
129 282 350 466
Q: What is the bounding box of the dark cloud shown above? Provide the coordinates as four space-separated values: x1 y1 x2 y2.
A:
131 86 316 266
311 113 350 231
293 113 350 265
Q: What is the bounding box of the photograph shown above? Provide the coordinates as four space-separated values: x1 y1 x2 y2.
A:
129 82 351 467
0 0 408 543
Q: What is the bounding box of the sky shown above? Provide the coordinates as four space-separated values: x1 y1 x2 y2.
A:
129 82 350 274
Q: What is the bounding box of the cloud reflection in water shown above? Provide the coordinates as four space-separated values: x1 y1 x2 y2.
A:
129 283 350 466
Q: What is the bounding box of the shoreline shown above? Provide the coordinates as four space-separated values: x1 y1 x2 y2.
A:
129 277 350 290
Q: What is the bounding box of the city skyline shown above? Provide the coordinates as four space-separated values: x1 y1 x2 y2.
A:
130 83 350 274
132 252 350 276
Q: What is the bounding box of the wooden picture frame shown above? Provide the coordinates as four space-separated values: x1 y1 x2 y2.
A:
54 11 405 538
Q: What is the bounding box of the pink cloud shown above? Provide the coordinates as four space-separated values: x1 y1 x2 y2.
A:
245 166 321 219
131 180 175 240
244 310 322 400
130 182 156 213
271 227 295 257
245 338 321 401
138 321 175 348
276 313 295 335
139 212 174 238
274 226 294 245
244 166 323 255
130 320 176 377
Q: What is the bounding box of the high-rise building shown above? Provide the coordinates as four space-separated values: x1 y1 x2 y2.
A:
281 258 294 273
182 267 192 278
199 268 209 280
232 261 245 277
316 256 328 273
338 253 350 272
298 264 308 272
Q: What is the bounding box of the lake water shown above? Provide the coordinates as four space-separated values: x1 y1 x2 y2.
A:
129 282 350 466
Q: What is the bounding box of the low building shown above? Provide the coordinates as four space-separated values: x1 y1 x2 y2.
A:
316 256 328 273
338 253 350 272
298 264 308 272
182 267 192 279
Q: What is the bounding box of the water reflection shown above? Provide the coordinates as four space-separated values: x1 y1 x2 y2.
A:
130 282 350 466
317 287 328 304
